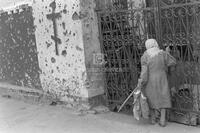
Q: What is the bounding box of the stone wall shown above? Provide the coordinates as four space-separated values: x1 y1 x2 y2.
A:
0 0 105 104
0 2 41 89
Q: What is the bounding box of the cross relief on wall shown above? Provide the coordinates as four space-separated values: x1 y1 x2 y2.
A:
46 0 61 55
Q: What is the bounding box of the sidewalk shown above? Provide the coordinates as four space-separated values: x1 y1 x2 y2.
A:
0 96 200 133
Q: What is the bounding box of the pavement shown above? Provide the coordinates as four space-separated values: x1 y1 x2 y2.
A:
0 95 200 133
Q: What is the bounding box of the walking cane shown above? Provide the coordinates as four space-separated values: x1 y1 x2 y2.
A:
117 86 138 112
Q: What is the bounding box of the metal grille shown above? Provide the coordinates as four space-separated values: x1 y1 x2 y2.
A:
97 5 156 111
160 1 200 125
97 0 200 124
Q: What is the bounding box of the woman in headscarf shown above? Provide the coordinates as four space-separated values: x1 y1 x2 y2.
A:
137 39 176 127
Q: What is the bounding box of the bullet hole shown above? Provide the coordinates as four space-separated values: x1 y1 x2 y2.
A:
46 64 48 66
62 22 66 29
72 6 74 9
76 46 83 51
68 64 71 67
63 9 67 14
69 31 71 35
55 78 60 81
63 79 66 83
72 12 79 20
46 41 52 48
62 50 67 57
51 57 56 63
56 67 60 72
63 30 68 36
66 39 69 42
45 6 47 9
73 33 75 36
39 19 42 23
51 69 54 73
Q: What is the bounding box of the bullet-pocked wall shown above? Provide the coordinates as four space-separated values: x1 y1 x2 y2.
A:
32 0 89 101
0 5 42 89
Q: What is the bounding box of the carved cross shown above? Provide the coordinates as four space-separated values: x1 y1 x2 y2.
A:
47 0 61 55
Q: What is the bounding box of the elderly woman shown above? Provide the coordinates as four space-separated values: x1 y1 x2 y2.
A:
137 39 176 127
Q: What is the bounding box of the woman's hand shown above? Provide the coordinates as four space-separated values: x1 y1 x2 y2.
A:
171 87 176 96
136 79 142 91
165 46 170 53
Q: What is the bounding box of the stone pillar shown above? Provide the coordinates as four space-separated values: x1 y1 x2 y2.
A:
32 0 88 102
32 0 105 105
79 0 105 105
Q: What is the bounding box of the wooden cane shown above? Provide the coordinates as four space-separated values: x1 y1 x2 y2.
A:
117 87 138 112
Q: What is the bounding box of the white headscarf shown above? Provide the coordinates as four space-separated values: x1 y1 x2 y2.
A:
145 39 162 58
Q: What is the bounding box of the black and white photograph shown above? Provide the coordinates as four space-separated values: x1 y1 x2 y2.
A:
0 0 200 133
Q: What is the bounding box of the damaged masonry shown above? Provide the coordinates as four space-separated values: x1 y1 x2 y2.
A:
0 0 200 132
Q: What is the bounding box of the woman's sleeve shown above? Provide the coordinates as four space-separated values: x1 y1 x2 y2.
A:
164 51 177 67
138 54 148 88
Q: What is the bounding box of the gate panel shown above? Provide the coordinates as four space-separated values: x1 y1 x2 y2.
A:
159 1 200 125
97 7 156 111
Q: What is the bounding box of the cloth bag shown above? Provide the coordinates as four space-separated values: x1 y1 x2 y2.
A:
133 89 149 120
140 93 149 119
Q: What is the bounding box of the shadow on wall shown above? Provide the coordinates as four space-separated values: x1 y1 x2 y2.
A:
0 6 42 89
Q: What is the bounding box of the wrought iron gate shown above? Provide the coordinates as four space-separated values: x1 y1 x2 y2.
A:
97 0 200 125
